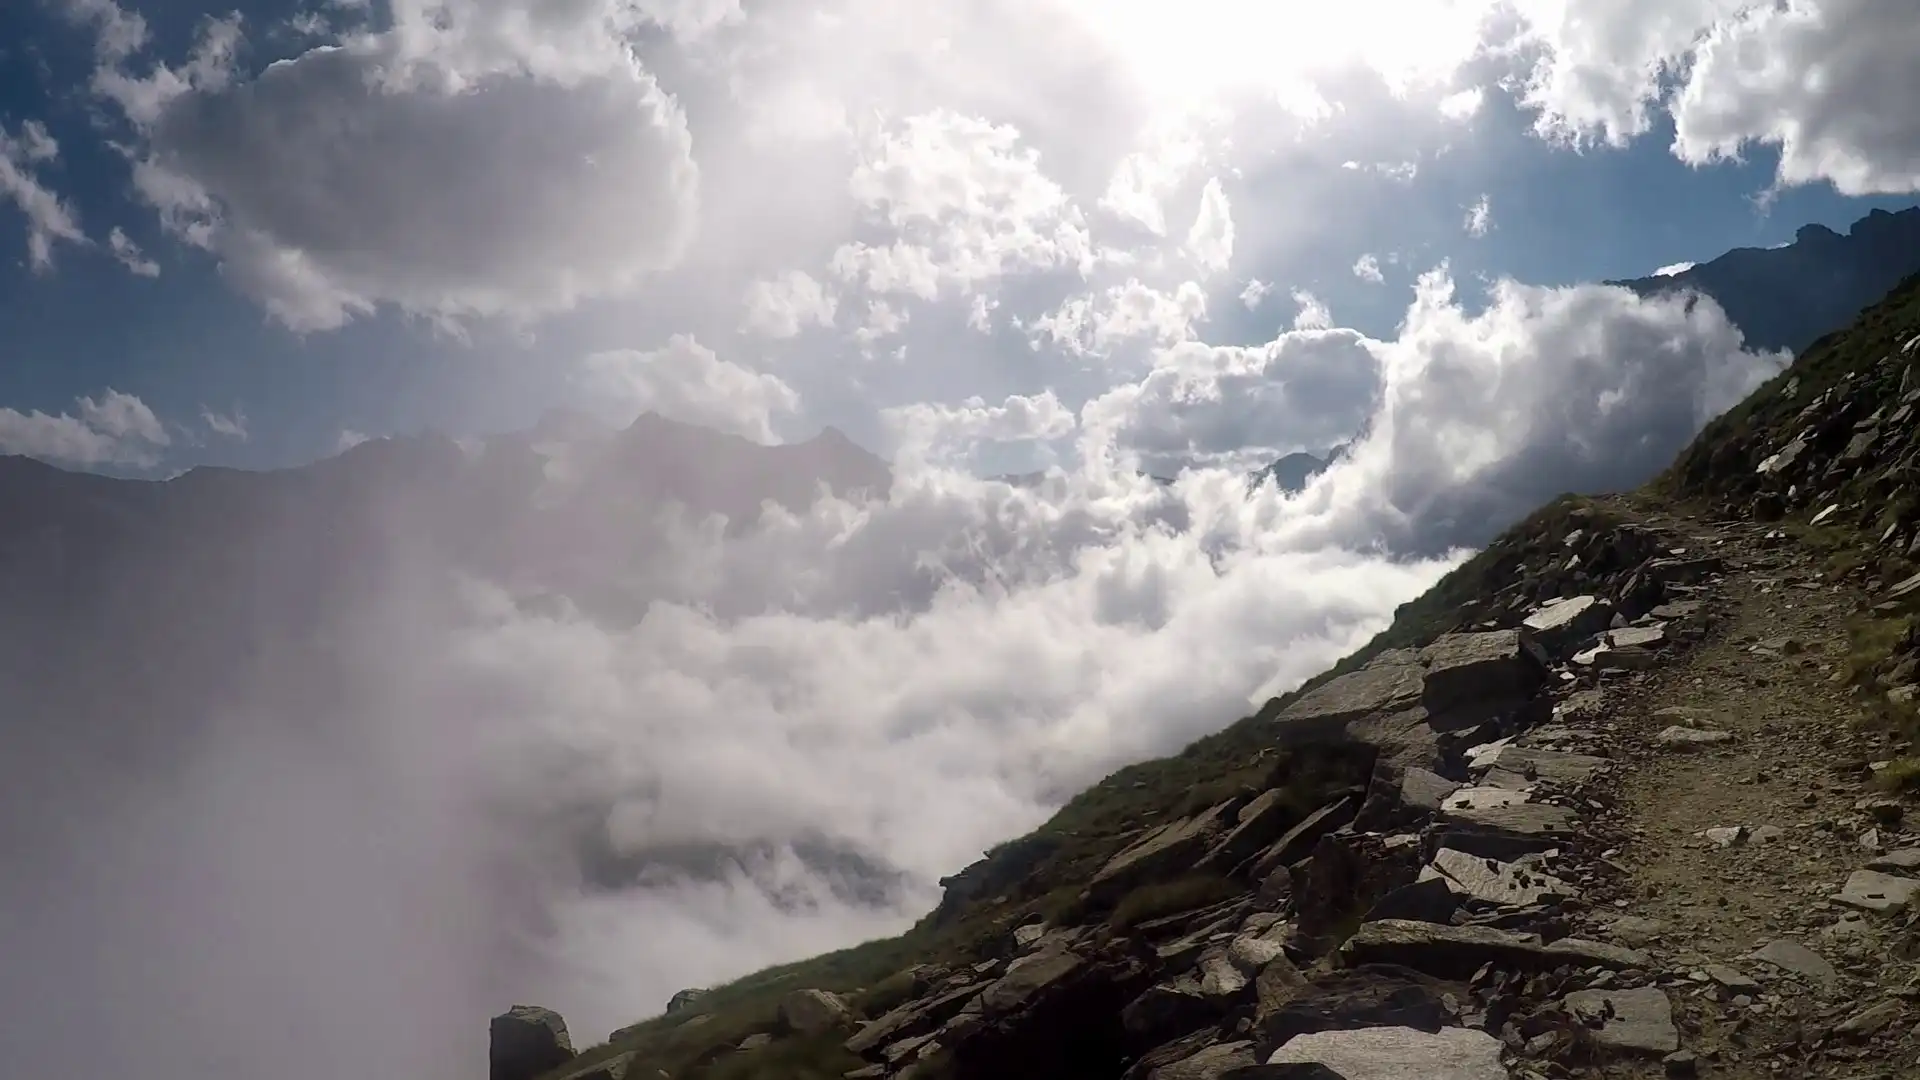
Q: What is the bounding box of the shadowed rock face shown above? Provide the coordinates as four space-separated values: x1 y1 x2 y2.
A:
490 1005 574 1080
1609 205 1920 355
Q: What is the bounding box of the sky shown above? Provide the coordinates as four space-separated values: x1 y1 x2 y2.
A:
4 2 1920 1078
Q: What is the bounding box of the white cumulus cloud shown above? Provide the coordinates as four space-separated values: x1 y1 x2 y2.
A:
577 335 800 442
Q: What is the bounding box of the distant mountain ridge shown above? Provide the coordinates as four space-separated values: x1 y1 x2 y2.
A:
1610 205 1920 354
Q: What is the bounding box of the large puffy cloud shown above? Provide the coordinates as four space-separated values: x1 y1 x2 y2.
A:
1510 0 1920 194
1670 0 1920 195
1082 330 1383 475
87 0 699 330
882 390 1078 463
0 389 170 467
831 110 1096 301
1282 269 1785 552
576 335 798 440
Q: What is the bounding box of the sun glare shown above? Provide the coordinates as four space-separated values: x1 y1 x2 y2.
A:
1056 0 1499 111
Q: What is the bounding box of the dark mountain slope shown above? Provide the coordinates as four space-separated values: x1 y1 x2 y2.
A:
1610 205 1920 354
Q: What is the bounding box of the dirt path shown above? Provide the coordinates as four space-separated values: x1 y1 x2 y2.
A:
1571 502 1919 1078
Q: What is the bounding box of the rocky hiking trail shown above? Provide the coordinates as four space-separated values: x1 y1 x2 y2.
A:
490 288 1920 1080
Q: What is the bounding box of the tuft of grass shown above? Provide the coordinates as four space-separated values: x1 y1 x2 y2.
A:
699 1030 866 1080
1108 874 1243 932
1877 756 1920 794
1841 615 1912 685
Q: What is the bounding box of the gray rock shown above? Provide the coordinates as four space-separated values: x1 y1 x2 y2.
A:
737 1032 773 1052
490 1006 576 1080
1745 939 1839 986
1197 946 1251 1001
778 988 854 1034
1400 767 1463 810
1654 726 1734 749
1607 624 1667 650
665 987 709 1014
1418 629 1547 713
845 981 984 1056
1523 595 1612 653
1198 787 1308 875
1563 986 1679 1056
1831 869 1920 913
1479 746 1608 786
1362 877 1461 925
1605 916 1669 946
1340 919 1649 977
977 949 1083 1015
1440 799 1576 838
1266 1026 1508 1079
1868 848 1920 872
1278 653 1425 730
1835 999 1902 1038
1148 1040 1259 1080
1090 799 1238 900
1421 848 1576 908
1246 796 1359 881
1703 965 1760 995
1227 925 1291 974
1121 981 1216 1045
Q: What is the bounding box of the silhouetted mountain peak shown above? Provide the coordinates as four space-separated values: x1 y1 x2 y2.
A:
1610 204 1920 354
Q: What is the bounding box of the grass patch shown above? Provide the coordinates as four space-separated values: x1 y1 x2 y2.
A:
1841 615 1912 686
1108 874 1243 932
700 1030 867 1080
1877 756 1920 795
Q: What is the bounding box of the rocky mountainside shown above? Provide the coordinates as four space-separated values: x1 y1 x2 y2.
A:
494 275 1920 1079
1610 205 1920 355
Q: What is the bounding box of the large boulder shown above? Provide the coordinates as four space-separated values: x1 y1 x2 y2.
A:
1277 652 1425 733
665 987 709 1014
1417 630 1548 714
490 1005 575 1080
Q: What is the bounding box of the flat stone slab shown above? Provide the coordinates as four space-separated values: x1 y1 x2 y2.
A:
1831 869 1920 913
1400 767 1463 810
1421 848 1577 908
1340 920 1648 978
1442 787 1532 812
1441 800 1576 837
1607 624 1667 650
1868 848 1920 872
1480 746 1609 785
1279 654 1425 727
1562 987 1679 1056
1267 1025 1508 1079
1745 939 1838 986
1524 595 1610 643
1089 798 1238 899
1149 1040 1257 1080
